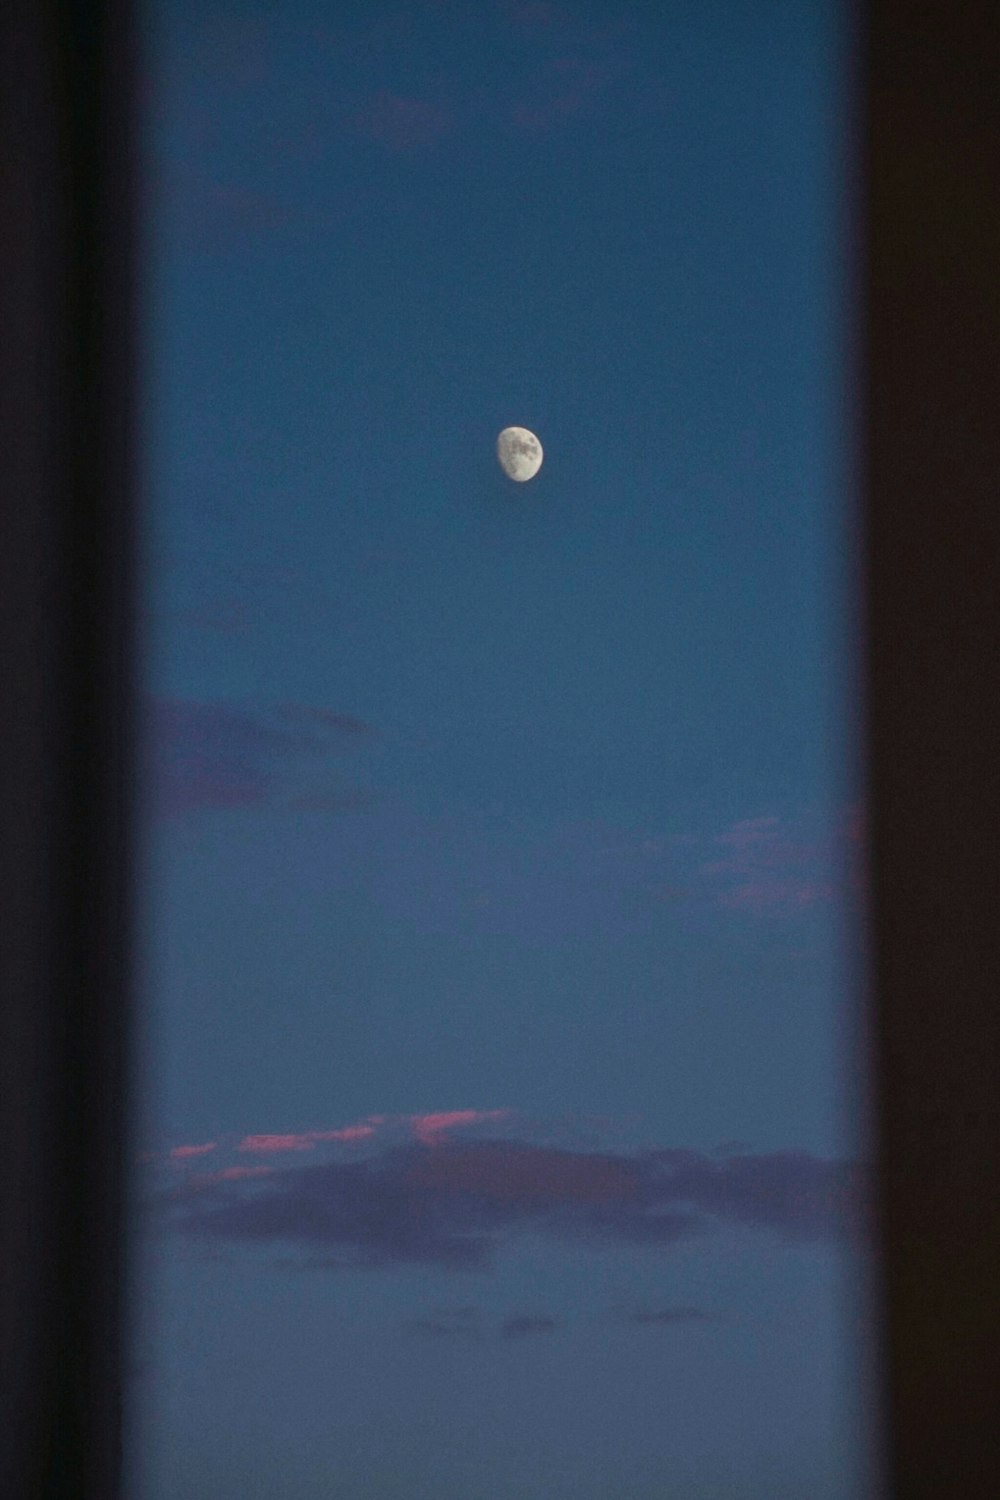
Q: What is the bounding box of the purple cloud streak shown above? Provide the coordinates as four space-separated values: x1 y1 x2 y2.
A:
146 696 373 818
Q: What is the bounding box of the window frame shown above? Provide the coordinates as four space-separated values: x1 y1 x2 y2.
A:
1 0 997 1495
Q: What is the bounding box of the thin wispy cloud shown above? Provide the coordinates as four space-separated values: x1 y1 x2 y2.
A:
344 3 638 149
225 1112 512 1159
168 1142 218 1161
501 1 636 133
643 807 864 919
146 695 374 818
146 1114 450 1173
701 815 835 911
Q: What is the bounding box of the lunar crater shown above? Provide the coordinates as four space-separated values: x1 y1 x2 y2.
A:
497 425 543 481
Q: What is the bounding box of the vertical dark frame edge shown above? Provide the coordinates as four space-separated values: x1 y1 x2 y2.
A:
0 0 138 1495
865 1 1000 1497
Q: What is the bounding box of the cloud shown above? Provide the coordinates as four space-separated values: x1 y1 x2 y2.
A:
700 815 839 907
644 808 864 919
147 696 373 818
232 1114 511 1157
168 1141 217 1161
406 1140 642 1208
238 1127 377 1154
501 1314 560 1338
239 1134 323 1155
172 1154 492 1270
410 1110 512 1146
499 3 637 135
162 1131 869 1273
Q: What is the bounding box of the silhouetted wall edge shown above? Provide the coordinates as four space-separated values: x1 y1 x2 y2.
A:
0 3 138 1496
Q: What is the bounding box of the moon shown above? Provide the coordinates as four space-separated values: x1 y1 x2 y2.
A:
497 426 543 482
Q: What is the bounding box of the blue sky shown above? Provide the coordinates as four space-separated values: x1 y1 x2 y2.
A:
132 2 874 1497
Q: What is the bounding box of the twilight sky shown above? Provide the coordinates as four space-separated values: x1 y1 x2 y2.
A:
133 1 876 1497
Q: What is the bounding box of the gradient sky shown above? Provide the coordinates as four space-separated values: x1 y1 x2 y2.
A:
133 2 875 1497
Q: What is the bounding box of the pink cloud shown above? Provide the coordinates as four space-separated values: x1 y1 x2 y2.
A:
410 1110 511 1145
238 1125 377 1154
169 1142 217 1161
238 1133 319 1155
683 810 857 917
161 1113 510 1171
355 91 451 152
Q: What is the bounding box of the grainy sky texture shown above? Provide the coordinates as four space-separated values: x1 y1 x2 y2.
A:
134 2 875 1497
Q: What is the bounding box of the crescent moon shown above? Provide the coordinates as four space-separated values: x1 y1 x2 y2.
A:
497 426 543 482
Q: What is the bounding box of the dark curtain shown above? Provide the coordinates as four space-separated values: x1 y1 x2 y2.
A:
0 2 137 1497
864 1 1000 1497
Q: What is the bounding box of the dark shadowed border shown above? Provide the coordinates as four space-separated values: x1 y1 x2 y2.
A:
863 2 1000 1498
0 1 136 1496
1 1 998 1497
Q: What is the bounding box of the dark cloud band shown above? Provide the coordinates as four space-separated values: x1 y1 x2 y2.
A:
166 1137 869 1271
